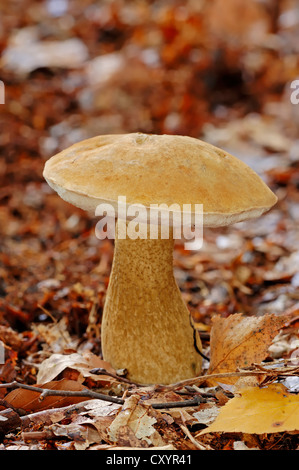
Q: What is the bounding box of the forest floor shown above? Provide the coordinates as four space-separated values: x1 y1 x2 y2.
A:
0 0 298 450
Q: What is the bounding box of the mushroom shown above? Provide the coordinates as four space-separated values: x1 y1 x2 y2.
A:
43 133 277 385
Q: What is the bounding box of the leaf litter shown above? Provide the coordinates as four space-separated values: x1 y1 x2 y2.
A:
0 0 298 451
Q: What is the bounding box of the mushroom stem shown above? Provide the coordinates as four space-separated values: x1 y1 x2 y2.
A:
101 222 202 385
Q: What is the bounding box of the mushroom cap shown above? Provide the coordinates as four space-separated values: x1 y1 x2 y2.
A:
43 133 277 227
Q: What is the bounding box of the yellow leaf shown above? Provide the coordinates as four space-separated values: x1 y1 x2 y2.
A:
199 384 299 435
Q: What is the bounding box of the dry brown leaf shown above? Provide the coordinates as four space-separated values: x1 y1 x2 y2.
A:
79 399 121 418
0 325 24 350
108 395 166 448
208 313 288 384
4 379 89 412
199 383 299 435
51 422 102 450
68 399 121 443
36 352 115 385
32 317 75 353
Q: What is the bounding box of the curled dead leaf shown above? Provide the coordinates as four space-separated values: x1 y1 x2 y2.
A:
36 351 115 386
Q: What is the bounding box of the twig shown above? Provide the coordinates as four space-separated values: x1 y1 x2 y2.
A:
179 410 212 450
4 364 295 412
156 366 299 391
149 396 203 409
252 362 299 372
180 423 208 450
21 400 100 428
89 368 143 387
0 381 124 405
22 430 55 441
0 381 203 410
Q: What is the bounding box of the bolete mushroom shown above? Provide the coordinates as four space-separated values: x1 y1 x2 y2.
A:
43 133 277 385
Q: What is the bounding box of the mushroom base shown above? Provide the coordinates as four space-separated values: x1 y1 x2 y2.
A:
101 224 202 385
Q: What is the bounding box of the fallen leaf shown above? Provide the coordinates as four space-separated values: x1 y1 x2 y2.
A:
108 395 166 447
0 325 24 350
233 441 259 450
0 342 17 387
36 352 115 385
199 383 299 435
193 404 220 426
208 313 288 384
4 379 89 412
80 399 121 418
51 422 102 450
32 317 75 353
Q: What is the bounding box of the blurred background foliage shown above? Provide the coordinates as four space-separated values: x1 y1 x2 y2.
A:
0 0 298 335
0 0 298 162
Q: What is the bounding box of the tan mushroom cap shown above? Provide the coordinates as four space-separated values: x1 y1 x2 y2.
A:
43 132 277 227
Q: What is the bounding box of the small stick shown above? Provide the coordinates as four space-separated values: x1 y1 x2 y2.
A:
149 396 203 409
0 381 203 410
0 381 124 405
4 365 295 412
157 366 299 391
22 430 55 441
21 400 100 428
89 368 143 387
179 410 212 450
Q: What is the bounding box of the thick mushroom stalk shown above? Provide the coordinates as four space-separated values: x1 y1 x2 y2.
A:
101 222 202 385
